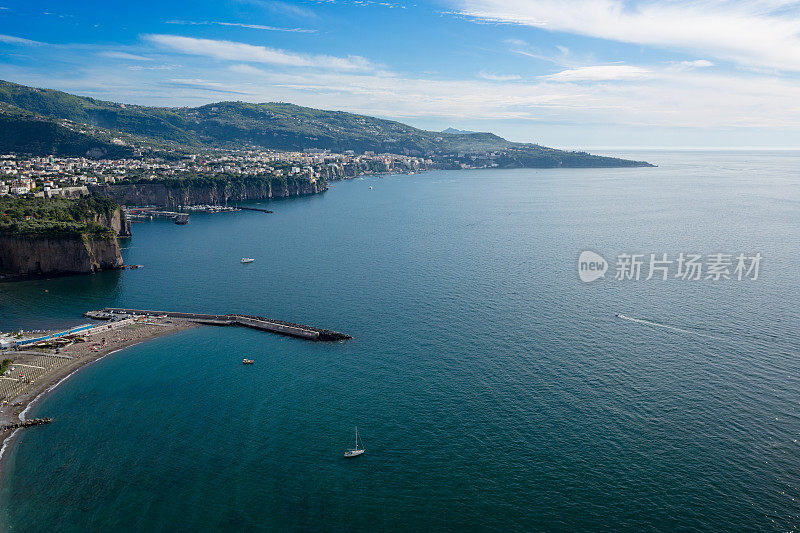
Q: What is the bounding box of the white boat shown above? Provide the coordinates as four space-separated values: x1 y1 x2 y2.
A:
241 258 255 263
344 426 365 458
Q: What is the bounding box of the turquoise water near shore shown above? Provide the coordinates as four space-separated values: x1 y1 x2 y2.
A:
1 151 800 531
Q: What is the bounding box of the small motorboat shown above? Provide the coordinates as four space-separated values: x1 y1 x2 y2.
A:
241 258 255 263
344 426 365 458
242 359 254 364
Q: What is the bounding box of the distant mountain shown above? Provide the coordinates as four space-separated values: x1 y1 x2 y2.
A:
0 80 652 167
442 127 477 135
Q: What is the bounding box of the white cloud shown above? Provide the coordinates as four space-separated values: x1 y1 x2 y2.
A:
123 64 800 130
229 64 266 75
546 65 652 81
235 0 318 19
166 20 316 33
166 78 251 94
144 34 373 71
503 38 584 67
4 19 800 142
128 64 179 71
7 55 800 133
100 51 152 61
478 71 521 81
214 21 315 33
455 0 800 72
676 59 714 68
0 34 41 45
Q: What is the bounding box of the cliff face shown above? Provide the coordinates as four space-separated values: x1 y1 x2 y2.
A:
91 208 131 237
0 234 123 275
92 180 325 208
0 205 128 278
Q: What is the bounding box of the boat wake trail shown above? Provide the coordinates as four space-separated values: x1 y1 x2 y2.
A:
615 314 721 340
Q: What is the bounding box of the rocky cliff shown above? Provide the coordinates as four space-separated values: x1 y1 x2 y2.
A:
0 203 128 278
91 207 131 237
91 179 325 208
0 234 123 275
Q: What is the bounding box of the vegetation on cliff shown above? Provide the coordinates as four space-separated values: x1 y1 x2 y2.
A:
0 80 651 167
0 196 119 238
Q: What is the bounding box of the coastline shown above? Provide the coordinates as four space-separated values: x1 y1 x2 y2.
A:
0 318 198 473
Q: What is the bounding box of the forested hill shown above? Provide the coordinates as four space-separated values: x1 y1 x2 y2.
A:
0 80 652 167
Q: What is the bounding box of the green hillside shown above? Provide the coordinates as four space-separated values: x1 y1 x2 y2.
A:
0 80 651 167
0 104 136 158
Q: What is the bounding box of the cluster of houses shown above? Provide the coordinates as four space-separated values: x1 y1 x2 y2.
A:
0 149 432 198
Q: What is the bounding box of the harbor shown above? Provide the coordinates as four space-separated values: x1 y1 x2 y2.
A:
124 205 259 226
123 204 277 231
0 307 350 467
124 207 189 222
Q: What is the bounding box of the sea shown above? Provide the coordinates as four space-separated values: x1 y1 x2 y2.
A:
0 150 798 531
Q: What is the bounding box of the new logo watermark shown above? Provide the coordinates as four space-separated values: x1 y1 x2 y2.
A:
578 251 608 282
578 251 762 282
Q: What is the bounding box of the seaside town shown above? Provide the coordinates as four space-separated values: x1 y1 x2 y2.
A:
0 149 434 198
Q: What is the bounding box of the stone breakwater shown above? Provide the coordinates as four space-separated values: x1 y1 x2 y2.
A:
98 308 352 341
1 418 52 431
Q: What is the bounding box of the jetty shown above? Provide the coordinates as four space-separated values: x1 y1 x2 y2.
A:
233 206 274 213
125 208 184 220
90 309 352 341
1 418 52 431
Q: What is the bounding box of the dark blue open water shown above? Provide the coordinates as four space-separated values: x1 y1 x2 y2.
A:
1 151 799 531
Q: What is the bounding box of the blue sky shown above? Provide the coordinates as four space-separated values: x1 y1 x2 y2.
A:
2 0 800 148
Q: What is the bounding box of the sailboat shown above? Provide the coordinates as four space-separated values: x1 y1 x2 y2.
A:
344 426 365 458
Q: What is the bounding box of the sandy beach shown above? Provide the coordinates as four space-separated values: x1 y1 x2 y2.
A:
0 318 198 470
